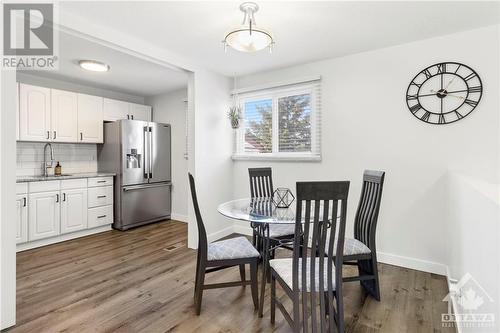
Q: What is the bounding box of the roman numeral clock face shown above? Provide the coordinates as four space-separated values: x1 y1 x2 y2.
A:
406 62 482 124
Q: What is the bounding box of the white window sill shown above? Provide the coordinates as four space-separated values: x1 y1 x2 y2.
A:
231 154 321 162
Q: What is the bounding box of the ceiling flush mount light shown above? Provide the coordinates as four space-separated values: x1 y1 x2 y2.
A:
223 2 274 53
78 60 110 72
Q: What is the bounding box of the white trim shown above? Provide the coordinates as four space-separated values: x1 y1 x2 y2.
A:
377 251 447 276
171 213 188 223
232 154 321 162
207 226 234 243
445 266 463 333
16 225 112 252
231 75 321 95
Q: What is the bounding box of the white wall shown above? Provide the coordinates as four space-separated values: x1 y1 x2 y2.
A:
17 72 146 104
146 88 189 222
233 25 499 279
0 70 17 329
188 70 233 248
446 172 499 330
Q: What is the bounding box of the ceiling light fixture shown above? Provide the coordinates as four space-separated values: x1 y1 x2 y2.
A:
223 2 274 53
78 60 110 72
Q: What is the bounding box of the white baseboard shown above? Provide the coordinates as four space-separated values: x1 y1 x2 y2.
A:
377 251 447 276
171 213 188 223
207 226 234 243
17 225 112 252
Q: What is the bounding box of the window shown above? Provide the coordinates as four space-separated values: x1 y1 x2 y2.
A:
234 80 321 161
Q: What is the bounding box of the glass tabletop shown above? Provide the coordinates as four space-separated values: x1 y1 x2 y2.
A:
218 198 296 224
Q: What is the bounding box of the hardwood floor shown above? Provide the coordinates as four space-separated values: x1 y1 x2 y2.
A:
8 221 454 333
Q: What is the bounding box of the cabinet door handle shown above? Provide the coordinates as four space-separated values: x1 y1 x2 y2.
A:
63 193 66 201
53 131 56 140
80 132 83 141
97 215 107 219
46 131 50 139
56 194 59 203
97 195 106 198
97 180 106 183
127 114 130 120
131 115 134 120
23 197 26 207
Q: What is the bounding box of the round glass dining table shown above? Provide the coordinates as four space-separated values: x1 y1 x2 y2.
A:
218 197 296 224
218 197 296 317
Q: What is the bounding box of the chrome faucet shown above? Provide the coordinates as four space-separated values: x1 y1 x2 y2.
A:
43 143 54 177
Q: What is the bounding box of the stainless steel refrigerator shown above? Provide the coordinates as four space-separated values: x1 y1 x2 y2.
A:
98 120 171 230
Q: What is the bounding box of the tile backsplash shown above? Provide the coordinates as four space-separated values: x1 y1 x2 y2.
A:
17 142 98 176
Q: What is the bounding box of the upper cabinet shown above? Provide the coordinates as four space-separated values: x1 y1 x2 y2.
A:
129 103 152 121
103 99 152 122
51 89 78 142
19 83 51 141
103 98 129 121
77 93 103 143
17 82 152 143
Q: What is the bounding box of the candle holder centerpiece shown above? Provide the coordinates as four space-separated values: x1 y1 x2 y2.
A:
272 188 295 208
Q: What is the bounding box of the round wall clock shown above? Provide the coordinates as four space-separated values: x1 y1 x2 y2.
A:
406 62 482 125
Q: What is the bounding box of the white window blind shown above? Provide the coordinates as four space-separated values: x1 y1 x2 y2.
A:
234 79 321 161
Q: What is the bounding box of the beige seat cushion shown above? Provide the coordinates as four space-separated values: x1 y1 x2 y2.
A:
270 258 337 292
207 236 260 261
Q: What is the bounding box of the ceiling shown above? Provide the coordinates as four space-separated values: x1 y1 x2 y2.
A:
59 1 500 77
23 31 189 97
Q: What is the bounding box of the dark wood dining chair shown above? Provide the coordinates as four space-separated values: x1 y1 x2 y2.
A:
248 168 295 247
342 170 385 301
189 173 260 315
270 181 350 333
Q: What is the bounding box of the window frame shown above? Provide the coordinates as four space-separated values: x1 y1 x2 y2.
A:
234 82 320 161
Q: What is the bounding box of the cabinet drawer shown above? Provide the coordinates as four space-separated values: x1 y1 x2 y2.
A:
29 180 60 193
88 186 113 208
88 205 113 228
88 177 113 187
16 183 28 194
61 178 87 190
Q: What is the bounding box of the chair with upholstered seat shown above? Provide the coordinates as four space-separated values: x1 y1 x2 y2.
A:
189 173 260 315
248 167 295 250
342 170 385 301
270 181 350 333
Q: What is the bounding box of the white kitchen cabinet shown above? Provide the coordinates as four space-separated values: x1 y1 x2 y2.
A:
129 103 151 121
16 194 28 244
19 83 51 141
28 191 60 241
61 188 88 234
103 98 129 121
51 89 78 142
77 93 103 143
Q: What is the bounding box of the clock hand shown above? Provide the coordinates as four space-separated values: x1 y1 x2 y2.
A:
444 76 456 90
429 89 465 100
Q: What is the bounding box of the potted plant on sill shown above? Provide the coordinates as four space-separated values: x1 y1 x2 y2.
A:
227 105 242 129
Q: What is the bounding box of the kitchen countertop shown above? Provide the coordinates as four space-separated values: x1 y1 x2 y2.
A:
16 172 116 183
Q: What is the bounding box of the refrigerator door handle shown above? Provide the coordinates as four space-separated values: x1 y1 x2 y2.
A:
149 126 153 179
123 183 171 191
143 126 149 179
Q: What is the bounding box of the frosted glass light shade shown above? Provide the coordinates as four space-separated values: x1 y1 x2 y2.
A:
225 28 273 52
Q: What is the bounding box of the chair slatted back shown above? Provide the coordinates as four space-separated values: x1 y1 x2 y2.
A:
293 181 349 333
189 173 208 261
248 167 274 198
354 170 385 251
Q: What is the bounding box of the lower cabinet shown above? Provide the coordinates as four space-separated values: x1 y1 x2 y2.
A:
16 194 28 244
17 177 114 250
61 188 88 234
28 191 61 241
